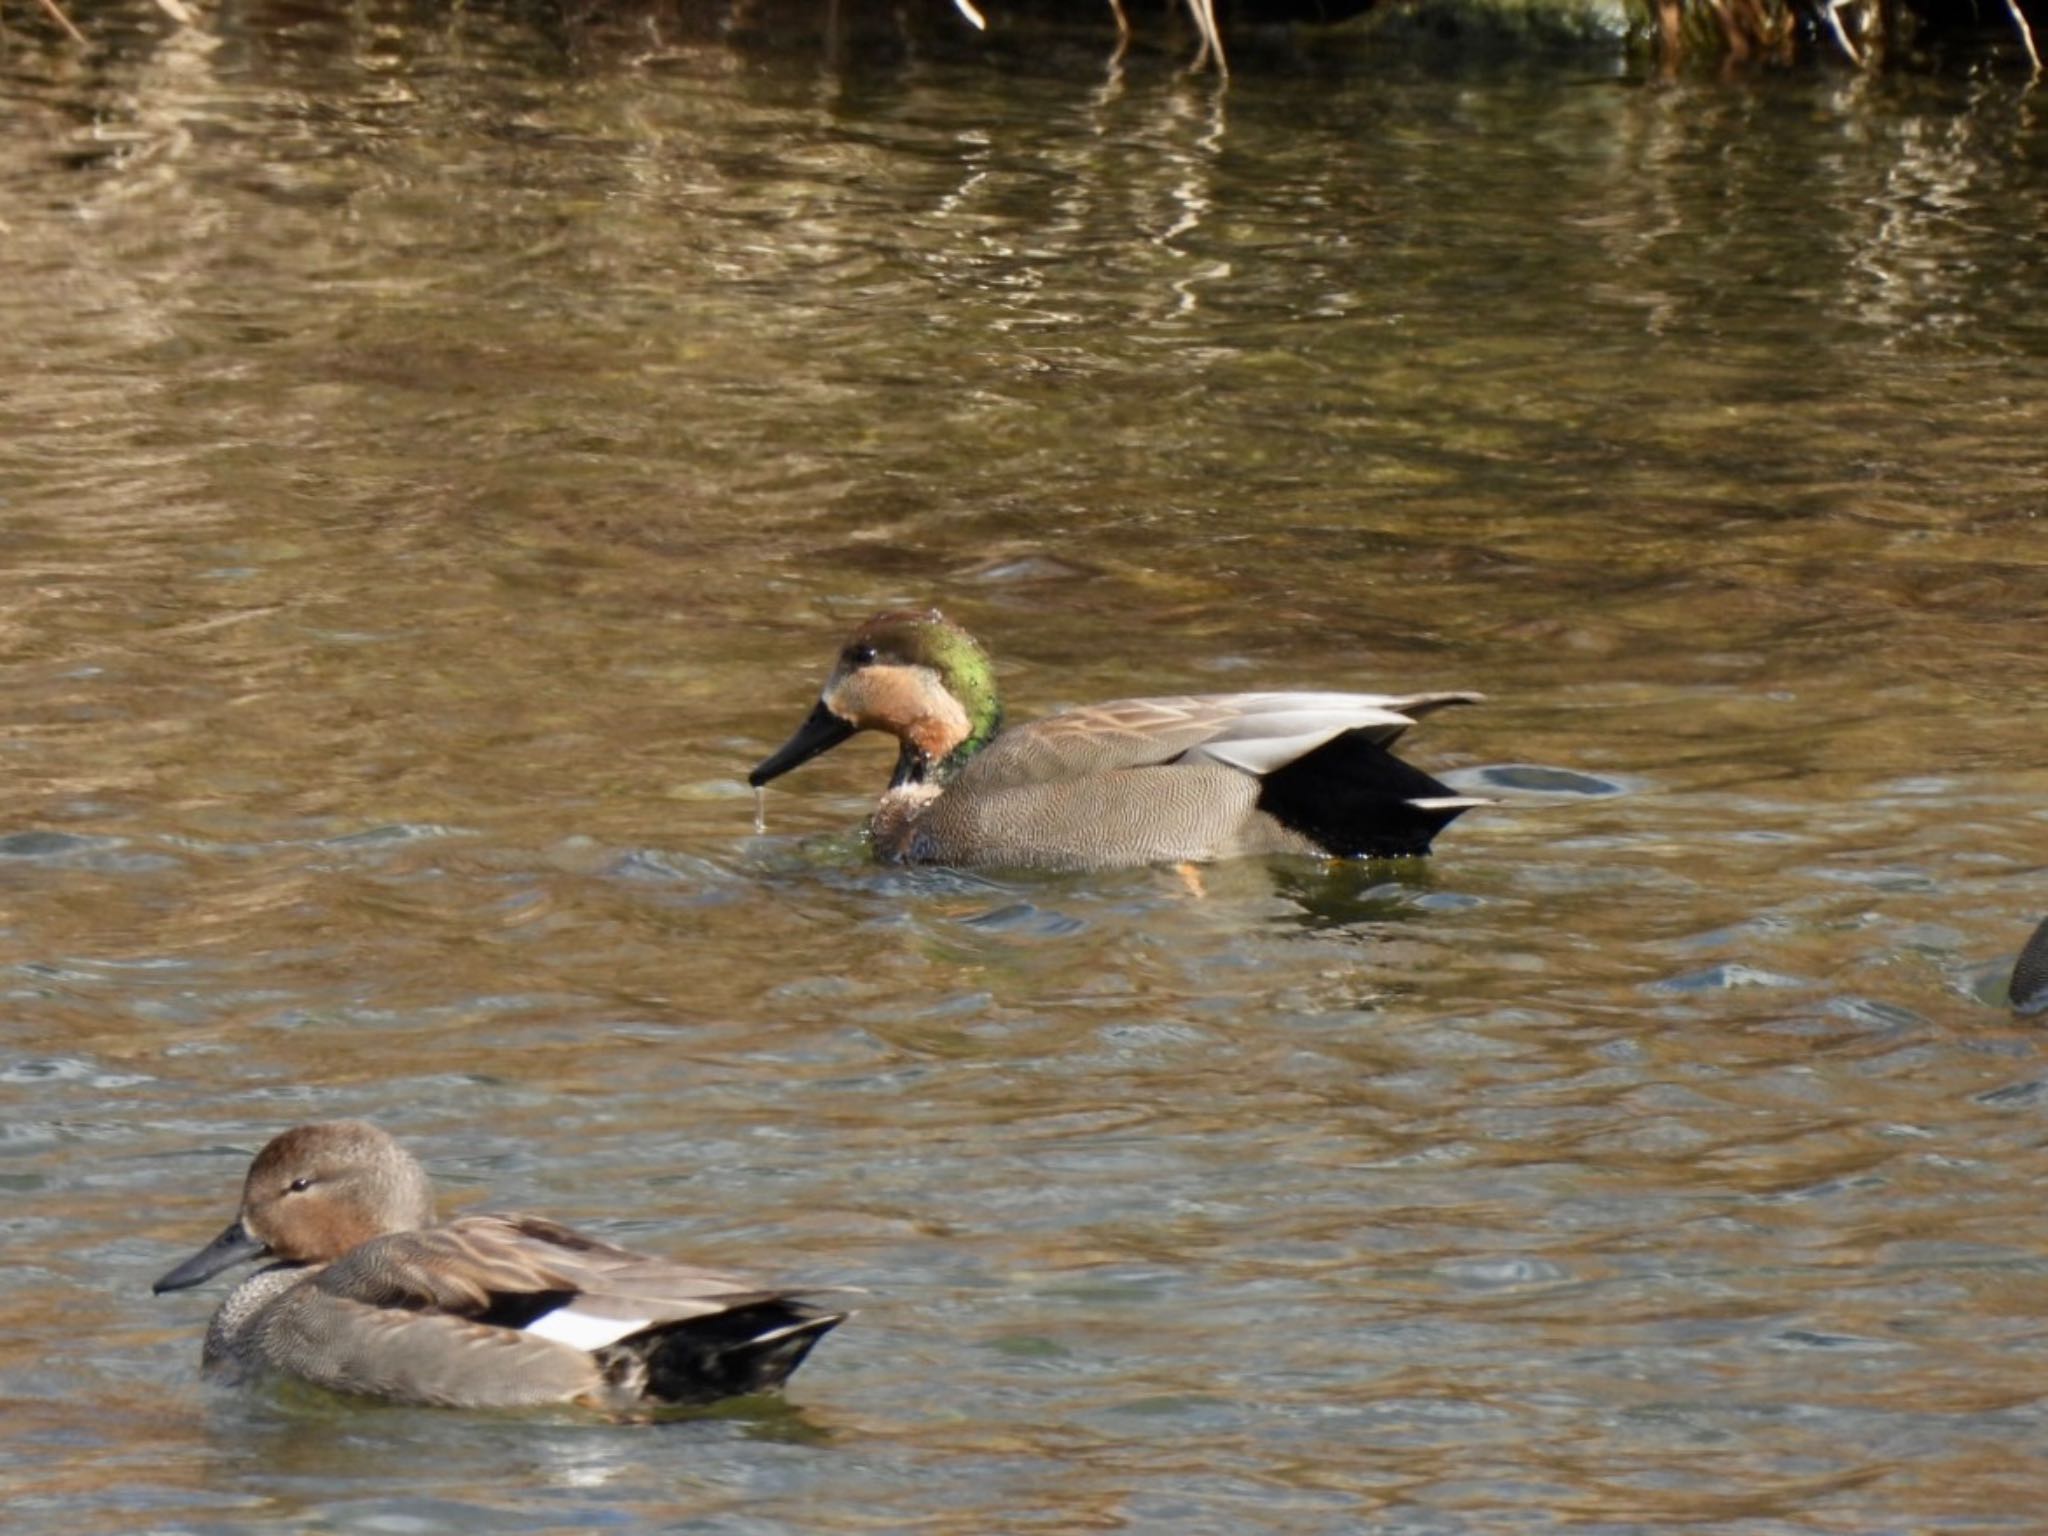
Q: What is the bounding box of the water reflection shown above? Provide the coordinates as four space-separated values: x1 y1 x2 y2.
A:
3 11 2047 1535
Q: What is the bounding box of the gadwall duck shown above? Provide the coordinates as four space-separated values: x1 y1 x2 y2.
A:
153 1121 848 1412
749 608 1486 870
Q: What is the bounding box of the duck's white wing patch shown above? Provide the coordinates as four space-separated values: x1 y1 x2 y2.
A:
749 1312 848 1346
522 1304 656 1352
1183 701 1421 777
1204 691 1426 714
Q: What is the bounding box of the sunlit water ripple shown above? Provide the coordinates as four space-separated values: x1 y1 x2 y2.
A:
2 7 2045 1532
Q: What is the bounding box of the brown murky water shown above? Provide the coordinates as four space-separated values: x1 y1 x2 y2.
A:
3 5 2046 1531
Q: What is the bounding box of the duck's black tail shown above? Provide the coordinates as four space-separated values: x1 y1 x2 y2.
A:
605 1299 848 1404
1258 729 1487 859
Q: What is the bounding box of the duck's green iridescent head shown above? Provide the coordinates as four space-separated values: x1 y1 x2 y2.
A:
749 609 1003 790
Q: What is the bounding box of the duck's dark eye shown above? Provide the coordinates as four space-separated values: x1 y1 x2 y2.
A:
286 1177 313 1194
846 643 877 667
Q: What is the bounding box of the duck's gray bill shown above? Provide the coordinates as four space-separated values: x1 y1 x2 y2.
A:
154 1219 269 1294
749 702 855 788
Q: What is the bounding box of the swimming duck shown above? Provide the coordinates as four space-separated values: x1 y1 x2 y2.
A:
748 608 1485 870
152 1121 848 1412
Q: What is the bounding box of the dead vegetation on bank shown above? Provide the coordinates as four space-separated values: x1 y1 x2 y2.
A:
8 0 2040 77
1649 0 2038 70
933 0 2038 71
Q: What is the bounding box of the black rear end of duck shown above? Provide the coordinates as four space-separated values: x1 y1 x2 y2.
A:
1257 730 1477 859
599 1299 848 1405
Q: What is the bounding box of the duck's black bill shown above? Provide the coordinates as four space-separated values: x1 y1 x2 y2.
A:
749 702 856 787
153 1219 269 1294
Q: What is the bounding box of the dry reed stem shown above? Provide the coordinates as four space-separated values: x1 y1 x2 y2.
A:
1820 0 1863 61
2006 0 2042 71
36 0 89 42
1654 0 1684 51
1185 0 1226 72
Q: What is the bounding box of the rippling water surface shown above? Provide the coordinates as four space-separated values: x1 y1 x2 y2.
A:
3 7 2046 1531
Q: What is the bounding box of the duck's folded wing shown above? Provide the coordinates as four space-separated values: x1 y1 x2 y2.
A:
972 692 1482 786
318 1215 829 1350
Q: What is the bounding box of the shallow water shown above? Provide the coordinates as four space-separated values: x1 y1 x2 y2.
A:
3 6 2046 1531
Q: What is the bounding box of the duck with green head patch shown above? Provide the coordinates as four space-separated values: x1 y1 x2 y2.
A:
749 608 1488 871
